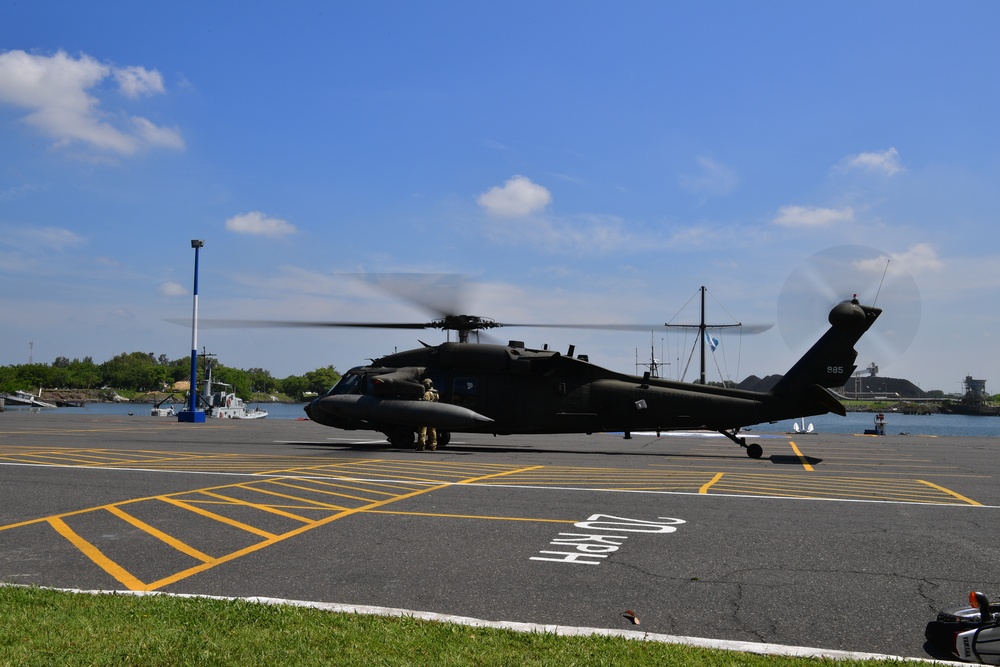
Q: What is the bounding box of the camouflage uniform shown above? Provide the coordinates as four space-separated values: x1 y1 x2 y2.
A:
416 379 439 451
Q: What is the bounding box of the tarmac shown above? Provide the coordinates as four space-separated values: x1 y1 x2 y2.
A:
1 411 996 662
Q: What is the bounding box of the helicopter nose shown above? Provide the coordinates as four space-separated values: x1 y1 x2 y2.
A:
303 397 337 426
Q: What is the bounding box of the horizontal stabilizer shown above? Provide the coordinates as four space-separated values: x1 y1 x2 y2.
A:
806 384 846 417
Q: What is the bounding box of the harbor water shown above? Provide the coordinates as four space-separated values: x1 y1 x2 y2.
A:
4 402 999 438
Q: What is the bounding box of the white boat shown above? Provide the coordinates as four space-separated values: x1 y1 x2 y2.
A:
197 358 268 419
4 390 58 408
150 393 181 416
207 389 268 419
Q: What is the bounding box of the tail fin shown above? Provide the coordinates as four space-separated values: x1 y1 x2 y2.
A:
771 297 882 399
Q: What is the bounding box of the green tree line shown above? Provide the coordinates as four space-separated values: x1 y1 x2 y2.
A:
0 352 340 401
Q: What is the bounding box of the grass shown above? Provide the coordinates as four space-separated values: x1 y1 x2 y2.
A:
0 586 931 667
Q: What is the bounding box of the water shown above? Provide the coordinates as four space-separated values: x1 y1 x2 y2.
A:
758 411 1000 438
5 401 310 421
6 402 1000 438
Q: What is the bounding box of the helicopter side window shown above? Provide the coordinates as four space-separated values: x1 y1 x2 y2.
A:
328 372 363 396
452 377 476 407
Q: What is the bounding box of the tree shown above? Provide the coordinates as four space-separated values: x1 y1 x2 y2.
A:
67 358 100 389
279 374 308 399
279 366 340 400
99 352 170 392
303 366 341 396
246 367 278 394
0 352 340 398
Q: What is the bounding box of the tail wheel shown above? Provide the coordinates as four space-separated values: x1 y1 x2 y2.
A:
746 443 763 459
436 431 451 448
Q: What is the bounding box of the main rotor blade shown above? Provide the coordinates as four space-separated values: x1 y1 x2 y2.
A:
660 323 773 335
501 322 773 334
166 319 432 330
355 272 469 319
168 318 772 334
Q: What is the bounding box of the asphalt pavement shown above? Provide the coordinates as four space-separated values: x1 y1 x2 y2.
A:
1 412 996 661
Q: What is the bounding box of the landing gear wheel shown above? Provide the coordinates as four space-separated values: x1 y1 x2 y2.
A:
436 431 451 448
719 429 762 459
387 429 415 448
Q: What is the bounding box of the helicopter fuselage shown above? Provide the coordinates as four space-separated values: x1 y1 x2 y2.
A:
304 298 882 458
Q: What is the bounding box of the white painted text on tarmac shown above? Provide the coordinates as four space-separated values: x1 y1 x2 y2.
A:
531 514 685 565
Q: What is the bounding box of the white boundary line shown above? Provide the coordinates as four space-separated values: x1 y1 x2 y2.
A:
0 584 965 665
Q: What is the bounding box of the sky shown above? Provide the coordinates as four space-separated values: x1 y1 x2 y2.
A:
1 1 998 394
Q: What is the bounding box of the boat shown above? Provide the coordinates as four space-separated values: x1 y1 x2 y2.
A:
206 387 268 419
150 398 177 417
1 390 58 409
196 357 268 420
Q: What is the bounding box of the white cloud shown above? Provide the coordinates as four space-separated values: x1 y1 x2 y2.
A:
0 183 43 201
0 49 183 155
888 243 944 274
838 147 904 176
33 226 85 249
0 225 86 251
477 175 552 217
113 65 165 98
130 116 184 150
772 205 855 228
225 211 297 236
840 244 943 281
680 156 739 196
158 281 188 296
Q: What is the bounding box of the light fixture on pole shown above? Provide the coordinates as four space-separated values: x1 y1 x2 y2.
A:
177 239 206 423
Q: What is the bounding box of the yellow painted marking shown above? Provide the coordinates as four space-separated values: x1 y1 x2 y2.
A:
305 478 406 498
254 459 380 476
268 479 378 504
219 484 349 511
160 497 279 539
143 477 467 590
48 517 146 590
458 465 541 483
104 505 214 562
699 472 724 494
3 451 990 591
198 490 318 523
919 480 983 506
789 440 814 471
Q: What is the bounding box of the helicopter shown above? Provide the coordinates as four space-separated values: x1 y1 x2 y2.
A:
298 293 881 459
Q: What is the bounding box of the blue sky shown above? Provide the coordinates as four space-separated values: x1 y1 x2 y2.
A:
2 2 998 393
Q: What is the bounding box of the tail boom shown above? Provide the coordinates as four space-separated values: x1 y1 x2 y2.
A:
767 297 881 419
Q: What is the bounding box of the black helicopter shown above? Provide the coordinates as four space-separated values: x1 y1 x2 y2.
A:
297 293 880 458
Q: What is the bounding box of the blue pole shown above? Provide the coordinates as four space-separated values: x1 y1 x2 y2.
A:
179 240 206 422
188 242 201 412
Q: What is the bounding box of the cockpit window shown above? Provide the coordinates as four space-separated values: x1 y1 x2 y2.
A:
328 372 362 395
452 377 476 407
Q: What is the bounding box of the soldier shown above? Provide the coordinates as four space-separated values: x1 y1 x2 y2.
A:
416 378 439 451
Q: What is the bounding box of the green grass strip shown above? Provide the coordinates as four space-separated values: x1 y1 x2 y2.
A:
0 586 927 666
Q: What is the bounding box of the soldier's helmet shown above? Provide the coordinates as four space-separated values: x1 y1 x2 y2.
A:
422 378 433 388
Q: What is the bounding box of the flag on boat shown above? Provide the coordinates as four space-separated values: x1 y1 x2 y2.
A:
705 331 720 351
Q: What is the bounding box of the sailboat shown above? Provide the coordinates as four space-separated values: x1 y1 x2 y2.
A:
792 418 815 434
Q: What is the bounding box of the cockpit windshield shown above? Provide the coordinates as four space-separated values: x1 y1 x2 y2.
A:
327 372 363 396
